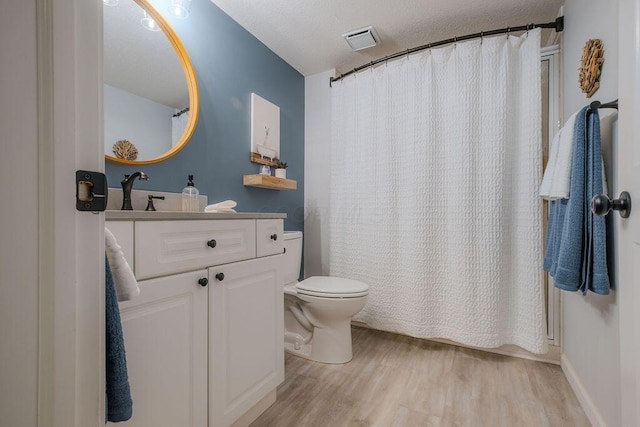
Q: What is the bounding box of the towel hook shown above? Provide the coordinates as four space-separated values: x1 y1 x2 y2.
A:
591 192 632 218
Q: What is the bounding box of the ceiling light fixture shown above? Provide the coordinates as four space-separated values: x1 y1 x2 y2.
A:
103 0 118 6
140 10 161 31
342 26 380 51
168 0 192 19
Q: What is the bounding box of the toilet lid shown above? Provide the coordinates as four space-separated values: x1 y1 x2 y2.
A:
295 276 369 298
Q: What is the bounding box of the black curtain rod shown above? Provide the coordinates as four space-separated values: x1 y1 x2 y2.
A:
330 16 564 85
173 107 190 118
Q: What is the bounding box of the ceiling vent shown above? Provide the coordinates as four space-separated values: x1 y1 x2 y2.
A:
342 26 380 51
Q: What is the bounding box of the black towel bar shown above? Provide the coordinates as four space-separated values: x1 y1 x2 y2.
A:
588 99 618 111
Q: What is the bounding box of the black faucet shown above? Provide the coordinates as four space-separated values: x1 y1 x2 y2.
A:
121 172 149 210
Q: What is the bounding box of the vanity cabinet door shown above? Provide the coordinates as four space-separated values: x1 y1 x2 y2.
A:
256 219 284 257
115 270 209 427
209 255 284 427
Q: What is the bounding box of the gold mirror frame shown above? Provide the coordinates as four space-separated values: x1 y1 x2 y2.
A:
105 0 199 165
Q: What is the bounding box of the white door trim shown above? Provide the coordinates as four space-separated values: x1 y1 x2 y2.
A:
36 0 56 424
618 0 640 424
37 0 104 425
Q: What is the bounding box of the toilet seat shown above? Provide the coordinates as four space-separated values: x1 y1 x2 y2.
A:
295 276 369 299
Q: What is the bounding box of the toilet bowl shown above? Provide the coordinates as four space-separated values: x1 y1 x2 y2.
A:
282 232 368 364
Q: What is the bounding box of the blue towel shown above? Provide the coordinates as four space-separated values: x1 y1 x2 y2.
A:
106 255 133 422
585 112 610 294
543 106 610 295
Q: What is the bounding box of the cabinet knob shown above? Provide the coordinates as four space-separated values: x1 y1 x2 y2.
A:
198 277 208 287
270 234 278 241
207 239 217 248
215 272 225 281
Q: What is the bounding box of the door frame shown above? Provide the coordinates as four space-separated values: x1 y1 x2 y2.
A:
37 0 104 425
541 46 562 346
617 0 640 424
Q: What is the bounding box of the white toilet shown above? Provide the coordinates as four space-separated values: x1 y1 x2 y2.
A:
282 231 369 364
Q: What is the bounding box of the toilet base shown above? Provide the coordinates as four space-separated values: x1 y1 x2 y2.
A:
284 321 354 364
284 342 313 360
283 283 367 365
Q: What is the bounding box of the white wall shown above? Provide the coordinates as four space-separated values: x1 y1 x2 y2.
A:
561 2 621 426
104 84 173 160
0 2 39 426
304 70 335 277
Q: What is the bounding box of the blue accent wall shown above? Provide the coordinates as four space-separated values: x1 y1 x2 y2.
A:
106 0 305 232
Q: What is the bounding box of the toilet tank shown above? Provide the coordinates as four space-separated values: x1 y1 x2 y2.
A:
283 231 303 285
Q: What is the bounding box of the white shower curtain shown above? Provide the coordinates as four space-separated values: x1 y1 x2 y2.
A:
172 111 189 146
329 29 547 354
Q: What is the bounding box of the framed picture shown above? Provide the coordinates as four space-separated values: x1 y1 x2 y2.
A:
250 93 280 160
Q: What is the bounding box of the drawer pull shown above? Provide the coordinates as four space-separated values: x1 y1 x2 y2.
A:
207 239 217 248
215 272 225 281
270 234 278 241
198 278 208 287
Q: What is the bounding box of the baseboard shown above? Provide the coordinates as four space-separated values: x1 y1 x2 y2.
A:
561 354 607 427
351 322 561 365
230 390 277 427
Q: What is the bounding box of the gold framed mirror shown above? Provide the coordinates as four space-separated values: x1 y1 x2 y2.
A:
104 0 199 164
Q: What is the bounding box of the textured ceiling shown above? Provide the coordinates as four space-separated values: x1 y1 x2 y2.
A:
104 0 188 108
210 0 564 76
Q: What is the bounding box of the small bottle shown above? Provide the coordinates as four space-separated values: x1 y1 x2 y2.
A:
181 175 200 212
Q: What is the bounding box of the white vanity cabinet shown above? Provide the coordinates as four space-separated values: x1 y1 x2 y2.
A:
116 269 209 427
208 255 283 427
106 215 285 427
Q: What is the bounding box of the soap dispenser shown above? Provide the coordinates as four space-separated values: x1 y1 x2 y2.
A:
181 175 200 212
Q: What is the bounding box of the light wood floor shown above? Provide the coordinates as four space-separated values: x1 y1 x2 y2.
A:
251 327 590 427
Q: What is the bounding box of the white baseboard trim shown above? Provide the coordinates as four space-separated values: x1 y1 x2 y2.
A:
561 354 606 427
230 389 276 427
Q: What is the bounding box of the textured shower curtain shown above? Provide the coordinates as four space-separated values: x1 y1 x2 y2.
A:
329 29 547 354
172 111 189 146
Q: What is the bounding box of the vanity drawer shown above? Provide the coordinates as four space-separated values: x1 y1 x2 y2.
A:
135 220 256 280
256 219 284 257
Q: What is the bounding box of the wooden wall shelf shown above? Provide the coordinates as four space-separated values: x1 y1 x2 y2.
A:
250 152 279 167
243 174 297 190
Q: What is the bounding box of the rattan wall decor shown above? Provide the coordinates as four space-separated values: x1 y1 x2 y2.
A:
113 139 138 161
579 39 604 98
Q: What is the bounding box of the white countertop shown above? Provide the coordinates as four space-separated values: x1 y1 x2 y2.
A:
105 211 287 220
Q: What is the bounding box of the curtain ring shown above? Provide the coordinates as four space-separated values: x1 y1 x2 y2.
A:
406 48 410 59
507 27 511 39
480 31 484 44
454 36 457 48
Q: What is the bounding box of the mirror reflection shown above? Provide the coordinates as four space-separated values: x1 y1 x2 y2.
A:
103 0 197 164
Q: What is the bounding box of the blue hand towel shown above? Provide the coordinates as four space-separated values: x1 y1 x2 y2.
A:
543 106 610 295
584 111 610 294
106 255 133 422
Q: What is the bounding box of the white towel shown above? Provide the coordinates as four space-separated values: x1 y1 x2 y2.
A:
540 111 577 200
540 111 611 200
204 208 237 213
205 200 237 213
105 227 140 302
